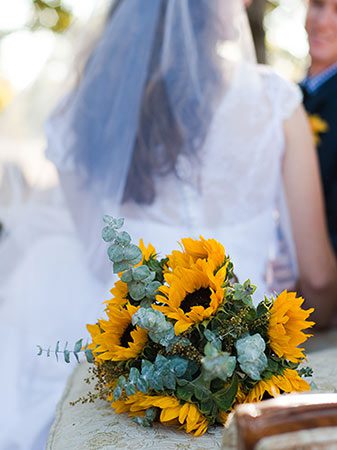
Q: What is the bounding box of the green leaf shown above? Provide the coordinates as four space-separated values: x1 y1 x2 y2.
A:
85 349 94 363
102 226 116 242
103 215 114 225
177 378 189 387
55 341 60 361
113 261 131 273
204 342 219 358
261 370 273 379
108 245 125 263
151 376 164 391
194 384 212 402
245 308 257 321
199 398 214 416
142 272 156 284
124 245 142 262
74 339 83 354
121 269 133 283
129 367 140 384
128 281 146 301
257 302 269 318
132 266 151 281
129 255 143 266
115 231 131 246
125 383 136 396
163 373 176 390
170 357 188 377
176 386 193 402
298 366 313 378
184 361 199 380
267 358 280 372
113 386 122 400
145 281 161 298
148 259 162 274
212 375 238 411
64 349 70 363
114 218 124 229
137 377 148 393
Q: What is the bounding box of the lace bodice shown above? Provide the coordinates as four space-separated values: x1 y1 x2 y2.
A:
121 66 301 226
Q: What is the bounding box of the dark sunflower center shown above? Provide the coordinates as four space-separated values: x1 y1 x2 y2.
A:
120 323 135 348
180 287 211 313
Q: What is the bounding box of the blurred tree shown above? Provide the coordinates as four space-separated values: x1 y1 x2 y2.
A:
31 0 73 33
0 0 72 38
247 0 267 63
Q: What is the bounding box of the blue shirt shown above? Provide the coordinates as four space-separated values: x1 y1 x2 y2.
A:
301 62 337 94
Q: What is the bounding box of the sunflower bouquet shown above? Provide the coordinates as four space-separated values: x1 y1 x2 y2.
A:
75 216 315 436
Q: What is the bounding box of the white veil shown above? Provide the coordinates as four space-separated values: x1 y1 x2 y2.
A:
45 0 263 280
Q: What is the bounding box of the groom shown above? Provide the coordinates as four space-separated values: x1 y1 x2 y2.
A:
302 0 337 255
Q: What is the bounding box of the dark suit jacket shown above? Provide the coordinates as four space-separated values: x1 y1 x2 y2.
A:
301 72 337 255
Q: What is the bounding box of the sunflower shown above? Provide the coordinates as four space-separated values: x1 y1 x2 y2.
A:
112 393 209 436
268 290 315 363
167 236 226 272
105 280 129 307
138 239 157 262
245 369 310 403
87 303 147 361
308 114 329 146
155 259 227 334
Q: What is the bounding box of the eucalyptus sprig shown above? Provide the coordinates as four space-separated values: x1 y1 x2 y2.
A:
37 339 93 364
113 355 189 400
102 215 160 303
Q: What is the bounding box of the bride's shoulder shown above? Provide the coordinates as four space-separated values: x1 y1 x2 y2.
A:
256 65 303 120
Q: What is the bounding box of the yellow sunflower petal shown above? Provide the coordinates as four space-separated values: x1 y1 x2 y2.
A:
138 239 157 261
160 406 181 422
268 291 314 363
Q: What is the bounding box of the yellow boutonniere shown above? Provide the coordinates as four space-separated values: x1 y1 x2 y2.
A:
308 114 329 146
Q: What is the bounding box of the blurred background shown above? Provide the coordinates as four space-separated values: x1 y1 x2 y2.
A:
0 0 309 208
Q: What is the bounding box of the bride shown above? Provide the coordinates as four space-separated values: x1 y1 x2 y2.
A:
1 0 336 449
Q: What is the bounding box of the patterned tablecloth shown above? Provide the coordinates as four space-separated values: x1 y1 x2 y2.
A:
47 343 337 450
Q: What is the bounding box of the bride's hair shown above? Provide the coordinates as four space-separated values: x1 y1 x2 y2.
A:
122 1 224 204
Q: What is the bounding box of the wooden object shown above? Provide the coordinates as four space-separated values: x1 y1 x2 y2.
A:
235 393 337 450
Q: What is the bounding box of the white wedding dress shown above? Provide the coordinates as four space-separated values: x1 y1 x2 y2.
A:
0 66 301 450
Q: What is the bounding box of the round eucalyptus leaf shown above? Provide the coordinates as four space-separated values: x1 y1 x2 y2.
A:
116 231 131 246
146 281 161 298
124 244 142 262
142 272 156 284
102 226 117 242
136 377 148 394
103 215 114 225
113 386 122 400
107 244 125 263
113 260 131 273
113 218 125 229
129 281 146 301
121 269 133 283
129 255 143 266
132 265 151 281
